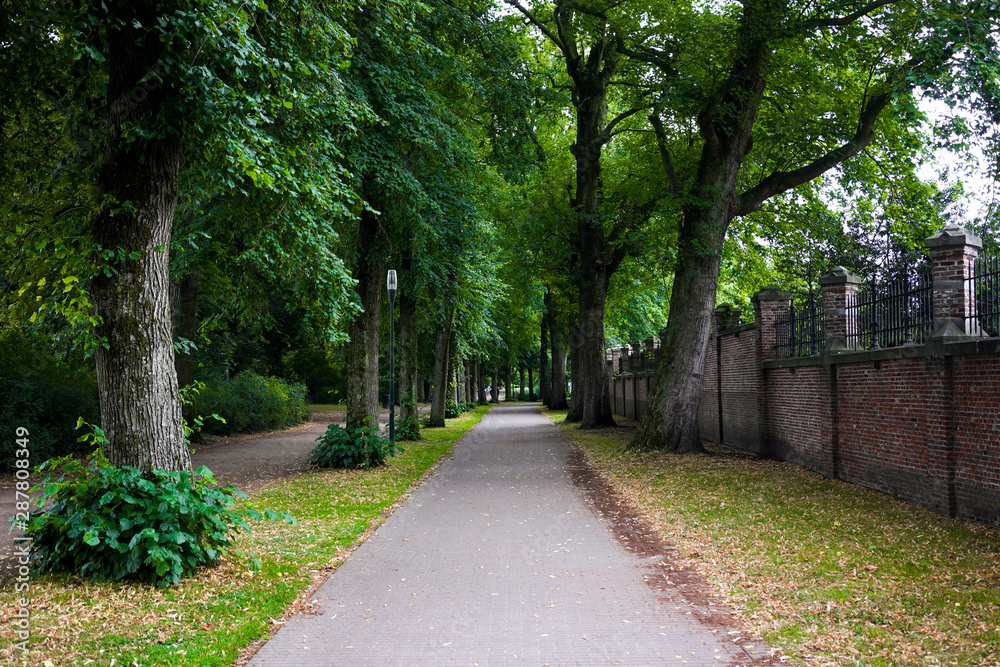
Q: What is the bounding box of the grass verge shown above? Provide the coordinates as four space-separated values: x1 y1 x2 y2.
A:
544 408 1000 667
0 406 490 666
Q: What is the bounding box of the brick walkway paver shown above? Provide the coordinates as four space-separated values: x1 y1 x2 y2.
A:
248 404 775 666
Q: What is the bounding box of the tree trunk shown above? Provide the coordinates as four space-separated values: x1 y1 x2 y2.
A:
172 268 199 391
633 1 768 452
89 1 189 472
428 304 454 427
398 287 419 438
566 338 583 421
345 203 387 430
570 45 619 429
548 299 569 410
505 366 512 401
477 359 488 404
490 367 499 403
539 304 550 405
528 366 534 400
519 365 525 400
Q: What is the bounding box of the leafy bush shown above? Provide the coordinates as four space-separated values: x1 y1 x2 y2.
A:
395 402 422 441
194 372 308 435
309 423 402 469
444 398 460 419
460 400 477 413
25 451 294 587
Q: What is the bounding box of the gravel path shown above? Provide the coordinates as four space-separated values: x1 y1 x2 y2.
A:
246 403 778 666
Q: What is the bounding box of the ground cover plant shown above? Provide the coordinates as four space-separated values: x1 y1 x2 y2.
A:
26 452 294 587
546 409 1000 667
0 406 490 665
309 422 402 469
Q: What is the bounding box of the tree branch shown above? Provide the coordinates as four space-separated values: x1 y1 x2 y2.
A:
604 105 649 138
503 0 565 53
737 91 892 215
802 0 898 30
649 112 680 196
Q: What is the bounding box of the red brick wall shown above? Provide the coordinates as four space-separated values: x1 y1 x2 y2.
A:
765 365 832 474
719 330 763 453
954 355 1000 524
832 358 953 516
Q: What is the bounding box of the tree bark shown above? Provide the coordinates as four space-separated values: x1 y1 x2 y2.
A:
428 303 454 427
89 0 189 472
567 29 619 429
539 305 550 405
549 314 569 410
519 365 525 400
505 366 513 401
345 202 387 431
528 366 534 400
566 338 583 421
477 358 488 404
632 0 770 453
490 367 500 403
398 286 419 438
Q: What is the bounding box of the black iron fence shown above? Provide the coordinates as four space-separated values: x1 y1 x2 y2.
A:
614 337 660 374
847 270 933 350
775 292 824 358
967 255 1000 337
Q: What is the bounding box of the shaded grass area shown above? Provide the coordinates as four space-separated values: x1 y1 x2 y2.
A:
0 406 490 666
545 409 1000 667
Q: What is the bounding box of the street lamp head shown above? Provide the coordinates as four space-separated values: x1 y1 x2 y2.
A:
387 269 397 302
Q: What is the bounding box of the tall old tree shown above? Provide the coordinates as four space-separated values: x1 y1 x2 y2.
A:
89 0 188 470
633 0 1000 452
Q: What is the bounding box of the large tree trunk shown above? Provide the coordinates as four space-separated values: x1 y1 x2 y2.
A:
398 287 420 438
89 1 189 472
428 304 454 427
519 365 525 400
528 366 534 400
345 203 387 430
549 319 569 411
539 306 550 405
477 359 487 404
570 44 619 429
491 367 500 403
632 1 768 453
566 339 583 421
504 366 513 402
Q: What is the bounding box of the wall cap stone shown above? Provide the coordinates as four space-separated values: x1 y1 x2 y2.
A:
925 225 983 250
818 266 863 286
752 285 792 302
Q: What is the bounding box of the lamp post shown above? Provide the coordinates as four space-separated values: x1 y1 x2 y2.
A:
387 270 397 445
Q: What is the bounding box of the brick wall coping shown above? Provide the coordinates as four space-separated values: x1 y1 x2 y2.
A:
762 336 1000 370
716 321 756 337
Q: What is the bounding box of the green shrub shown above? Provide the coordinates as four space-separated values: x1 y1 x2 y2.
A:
444 398 460 419
25 451 294 587
194 372 308 435
309 423 402 469
460 400 477 413
395 402 422 441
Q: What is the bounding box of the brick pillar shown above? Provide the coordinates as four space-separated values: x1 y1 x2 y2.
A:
713 303 743 332
819 266 863 352
753 285 792 360
926 226 982 339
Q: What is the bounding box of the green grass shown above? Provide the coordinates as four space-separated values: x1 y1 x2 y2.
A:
0 406 490 666
544 408 1000 667
306 403 345 412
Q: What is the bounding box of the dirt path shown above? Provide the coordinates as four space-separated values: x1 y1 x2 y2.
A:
0 404 431 575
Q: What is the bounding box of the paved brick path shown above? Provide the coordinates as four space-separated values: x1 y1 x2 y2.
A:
248 404 776 666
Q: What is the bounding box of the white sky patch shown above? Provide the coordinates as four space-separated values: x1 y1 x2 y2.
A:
917 96 997 226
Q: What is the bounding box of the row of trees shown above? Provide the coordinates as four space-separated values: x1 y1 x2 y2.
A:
3 0 998 474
